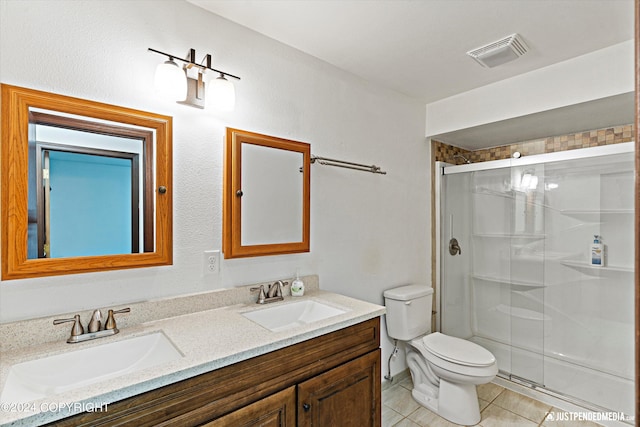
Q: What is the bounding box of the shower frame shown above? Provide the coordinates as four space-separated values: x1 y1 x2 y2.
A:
435 141 635 419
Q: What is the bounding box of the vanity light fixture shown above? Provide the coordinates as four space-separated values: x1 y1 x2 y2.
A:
154 57 188 101
149 47 240 111
208 73 236 112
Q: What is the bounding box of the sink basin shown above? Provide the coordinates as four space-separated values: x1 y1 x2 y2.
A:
0 331 182 404
242 300 347 332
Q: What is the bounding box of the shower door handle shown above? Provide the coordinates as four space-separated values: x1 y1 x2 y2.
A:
449 238 461 256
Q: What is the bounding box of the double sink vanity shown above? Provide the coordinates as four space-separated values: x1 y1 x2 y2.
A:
0 276 385 426
0 85 384 426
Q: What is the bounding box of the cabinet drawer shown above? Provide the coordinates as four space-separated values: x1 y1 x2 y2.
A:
201 386 296 427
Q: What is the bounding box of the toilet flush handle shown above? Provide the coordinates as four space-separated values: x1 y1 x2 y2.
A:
405 301 412 305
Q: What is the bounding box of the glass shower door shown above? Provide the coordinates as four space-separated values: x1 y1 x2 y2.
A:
469 167 514 374
441 163 546 385
440 145 635 415
508 163 545 386
440 171 474 339
541 153 635 414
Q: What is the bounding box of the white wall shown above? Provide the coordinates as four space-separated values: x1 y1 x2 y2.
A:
426 40 634 137
0 0 429 376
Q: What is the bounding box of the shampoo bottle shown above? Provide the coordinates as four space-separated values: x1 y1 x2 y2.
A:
590 235 604 267
291 271 305 297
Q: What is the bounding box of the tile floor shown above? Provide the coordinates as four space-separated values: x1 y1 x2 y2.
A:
382 376 603 427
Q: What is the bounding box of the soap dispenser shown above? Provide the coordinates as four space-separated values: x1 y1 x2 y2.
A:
291 271 305 297
590 235 604 267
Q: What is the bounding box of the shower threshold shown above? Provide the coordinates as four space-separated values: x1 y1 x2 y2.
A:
495 372 634 426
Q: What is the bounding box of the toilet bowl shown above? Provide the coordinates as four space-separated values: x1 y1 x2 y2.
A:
408 332 498 425
384 284 498 426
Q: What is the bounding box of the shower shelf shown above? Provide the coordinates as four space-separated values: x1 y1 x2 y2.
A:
472 274 545 290
559 209 633 221
491 303 550 321
473 188 552 209
560 261 633 274
472 188 515 199
473 233 545 240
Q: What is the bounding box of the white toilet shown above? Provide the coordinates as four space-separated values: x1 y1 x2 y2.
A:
384 284 498 426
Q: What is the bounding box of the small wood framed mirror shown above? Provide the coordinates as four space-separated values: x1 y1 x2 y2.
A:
223 128 310 259
1 84 173 280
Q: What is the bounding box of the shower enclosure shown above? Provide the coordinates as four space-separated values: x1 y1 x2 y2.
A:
436 142 635 418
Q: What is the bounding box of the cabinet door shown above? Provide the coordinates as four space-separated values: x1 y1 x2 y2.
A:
297 349 381 427
202 386 296 427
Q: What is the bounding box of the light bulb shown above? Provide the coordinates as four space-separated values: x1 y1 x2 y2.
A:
208 74 235 111
520 173 532 189
154 59 187 101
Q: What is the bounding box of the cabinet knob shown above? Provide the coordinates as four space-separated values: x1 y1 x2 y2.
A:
302 403 311 412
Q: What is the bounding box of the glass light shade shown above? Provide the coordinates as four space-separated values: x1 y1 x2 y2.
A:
154 59 187 101
208 74 235 111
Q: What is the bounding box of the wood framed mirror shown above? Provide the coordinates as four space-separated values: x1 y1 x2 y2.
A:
223 128 310 259
1 84 173 280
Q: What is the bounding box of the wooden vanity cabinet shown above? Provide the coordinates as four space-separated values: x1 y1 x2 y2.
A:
47 318 381 427
297 349 380 427
203 386 297 427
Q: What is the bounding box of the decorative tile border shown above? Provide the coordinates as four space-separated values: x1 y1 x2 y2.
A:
431 140 472 165
432 124 634 164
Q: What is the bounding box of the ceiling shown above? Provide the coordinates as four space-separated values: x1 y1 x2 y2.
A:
188 0 635 147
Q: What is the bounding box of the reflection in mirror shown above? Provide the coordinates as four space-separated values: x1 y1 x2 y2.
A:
1 84 173 280
223 128 310 259
28 111 154 259
241 143 303 245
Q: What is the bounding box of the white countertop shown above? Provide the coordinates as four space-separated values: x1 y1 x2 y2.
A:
0 290 385 426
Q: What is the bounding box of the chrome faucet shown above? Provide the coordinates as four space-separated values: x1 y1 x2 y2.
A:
267 280 286 298
250 281 288 304
88 310 102 333
54 307 130 343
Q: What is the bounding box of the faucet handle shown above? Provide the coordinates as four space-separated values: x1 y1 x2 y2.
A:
104 308 130 330
250 285 267 304
53 314 84 337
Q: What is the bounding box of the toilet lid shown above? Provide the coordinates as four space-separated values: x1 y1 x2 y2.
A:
421 333 495 367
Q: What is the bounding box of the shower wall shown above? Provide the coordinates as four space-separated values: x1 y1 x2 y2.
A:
439 144 635 418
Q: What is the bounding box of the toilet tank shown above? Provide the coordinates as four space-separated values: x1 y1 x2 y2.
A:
383 285 433 341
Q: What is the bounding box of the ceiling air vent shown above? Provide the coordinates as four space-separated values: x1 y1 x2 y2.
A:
467 33 528 68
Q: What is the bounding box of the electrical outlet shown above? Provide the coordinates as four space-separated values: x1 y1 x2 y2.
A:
203 250 220 275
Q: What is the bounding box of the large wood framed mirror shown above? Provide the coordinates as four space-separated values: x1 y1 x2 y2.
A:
1 84 173 280
223 128 310 259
